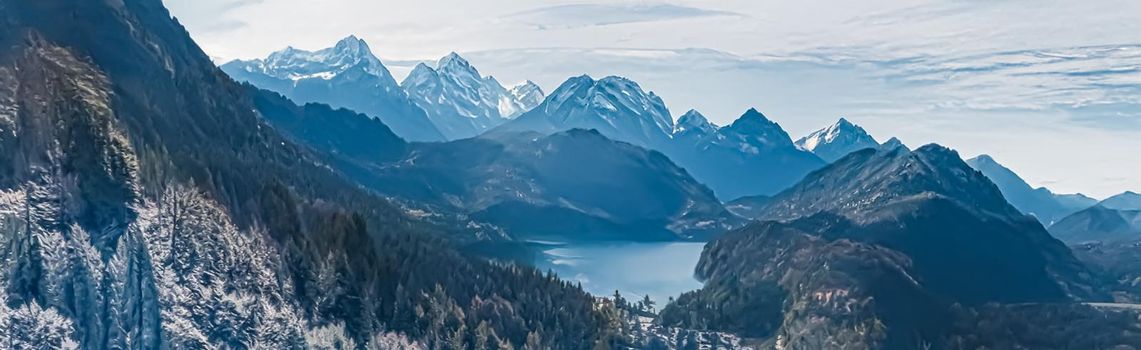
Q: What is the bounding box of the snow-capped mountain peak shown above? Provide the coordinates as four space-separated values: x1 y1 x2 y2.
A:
795 117 880 162
234 35 393 82
502 75 675 149
438 51 479 76
545 75 673 133
402 52 544 139
798 117 865 151
220 35 449 142
674 109 717 136
332 35 370 56
509 80 545 111
439 51 468 67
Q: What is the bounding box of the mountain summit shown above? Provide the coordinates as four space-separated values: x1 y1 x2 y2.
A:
673 109 718 139
402 52 543 140
499 75 674 148
795 117 880 162
222 36 445 141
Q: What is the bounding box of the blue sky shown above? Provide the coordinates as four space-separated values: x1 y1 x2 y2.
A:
164 0 1141 198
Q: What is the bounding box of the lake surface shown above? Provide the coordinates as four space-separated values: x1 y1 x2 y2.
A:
533 242 707 305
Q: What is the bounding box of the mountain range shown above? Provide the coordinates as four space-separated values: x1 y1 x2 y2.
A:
498 75 826 199
402 52 543 140
225 39 545 142
966 154 1098 225
229 47 910 202
1049 191 1141 244
221 36 447 142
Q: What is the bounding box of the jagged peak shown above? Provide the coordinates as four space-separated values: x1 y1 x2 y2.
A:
510 80 544 97
598 75 638 86
824 117 870 136
515 79 539 88
679 109 707 122
675 109 716 135
229 35 397 82
795 117 879 158
438 51 473 71
335 35 367 49
330 35 375 60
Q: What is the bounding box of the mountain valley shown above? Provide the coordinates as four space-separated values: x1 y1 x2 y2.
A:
1 0 1140 349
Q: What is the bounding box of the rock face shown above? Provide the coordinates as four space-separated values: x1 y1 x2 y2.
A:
661 145 1104 348
0 0 617 348
498 75 825 199
402 53 543 140
967 154 1097 225
222 36 446 142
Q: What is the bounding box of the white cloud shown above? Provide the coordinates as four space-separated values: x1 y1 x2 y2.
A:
503 3 742 29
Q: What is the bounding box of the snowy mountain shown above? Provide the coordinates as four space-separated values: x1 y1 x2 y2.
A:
498 76 824 199
498 75 675 149
402 53 544 140
509 80 546 111
966 155 1098 225
672 109 718 140
795 117 880 162
221 36 445 141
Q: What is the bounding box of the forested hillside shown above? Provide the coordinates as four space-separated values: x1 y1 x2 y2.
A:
0 0 625 348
